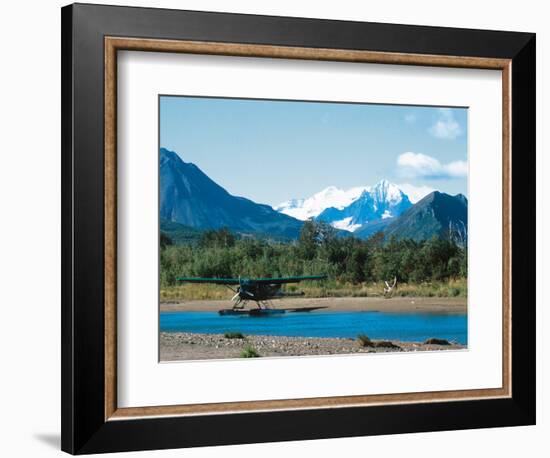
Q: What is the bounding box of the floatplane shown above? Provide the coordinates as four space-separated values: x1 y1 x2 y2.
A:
176 275 328 316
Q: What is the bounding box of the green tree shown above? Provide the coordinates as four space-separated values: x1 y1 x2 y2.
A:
199 227 236 248
160 232 173 249
298 220 317 260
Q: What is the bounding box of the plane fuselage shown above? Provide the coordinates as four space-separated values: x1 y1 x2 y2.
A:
237 280 302 301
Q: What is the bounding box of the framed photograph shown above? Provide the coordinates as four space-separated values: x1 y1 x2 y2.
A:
61 3 536 454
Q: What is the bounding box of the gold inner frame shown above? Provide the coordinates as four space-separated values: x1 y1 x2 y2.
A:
104 37 512 421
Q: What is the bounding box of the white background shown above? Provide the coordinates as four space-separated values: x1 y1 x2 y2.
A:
0 1 545 457
118 52 502 407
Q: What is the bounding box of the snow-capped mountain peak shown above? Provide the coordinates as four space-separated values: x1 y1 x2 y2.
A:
274 185 367 221
370 179 406 205
274 180 430 232
276 180 417 232
317 183 412 231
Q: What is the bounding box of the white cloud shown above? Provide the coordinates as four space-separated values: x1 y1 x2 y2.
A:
444 160 468 177
396 183 435 203
397 152 467 180
429 108 462 140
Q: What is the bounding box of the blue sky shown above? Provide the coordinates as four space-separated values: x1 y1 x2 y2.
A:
160 95 468 206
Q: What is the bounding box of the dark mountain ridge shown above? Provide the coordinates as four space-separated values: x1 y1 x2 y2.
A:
378 191 468 245
160 148 303 239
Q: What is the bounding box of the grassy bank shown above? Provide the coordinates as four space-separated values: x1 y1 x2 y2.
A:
160 278 467 301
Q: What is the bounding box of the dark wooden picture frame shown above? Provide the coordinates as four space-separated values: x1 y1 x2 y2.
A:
61 3 536 454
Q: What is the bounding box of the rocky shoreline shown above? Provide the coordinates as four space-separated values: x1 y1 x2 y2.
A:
160 332 465 361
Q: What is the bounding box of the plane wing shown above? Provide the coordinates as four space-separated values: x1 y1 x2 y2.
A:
176 277 241 285
176 275 327 285
248 275 327 285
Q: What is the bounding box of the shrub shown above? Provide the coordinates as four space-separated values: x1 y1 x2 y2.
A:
240 345 260 358
224 332 244 339
424 337 451 345
448 287 461 297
